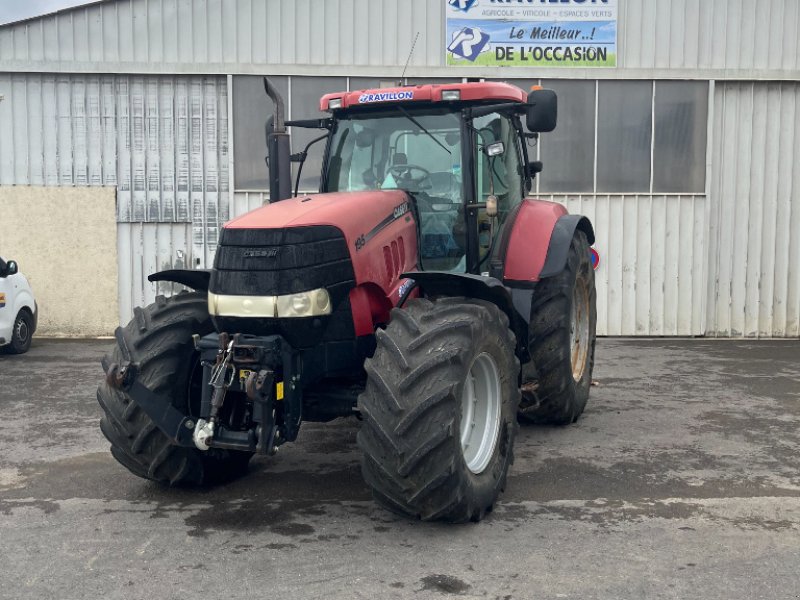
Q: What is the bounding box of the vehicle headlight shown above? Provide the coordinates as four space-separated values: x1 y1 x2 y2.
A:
276 288 331 317
208 288 332 318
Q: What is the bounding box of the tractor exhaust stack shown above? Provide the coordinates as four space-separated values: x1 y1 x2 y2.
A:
263 77 292 202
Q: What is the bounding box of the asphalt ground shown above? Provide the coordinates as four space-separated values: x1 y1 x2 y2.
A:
1 338 799 600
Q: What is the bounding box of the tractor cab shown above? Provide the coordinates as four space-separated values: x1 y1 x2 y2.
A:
281 81 557 274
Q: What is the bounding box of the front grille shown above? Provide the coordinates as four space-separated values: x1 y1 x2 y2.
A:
211 226 354 301
209 225 357 347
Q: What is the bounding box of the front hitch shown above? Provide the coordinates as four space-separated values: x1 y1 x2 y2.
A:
103 332 292 455
102 358 197 447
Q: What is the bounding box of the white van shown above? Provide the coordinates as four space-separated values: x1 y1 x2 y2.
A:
0 256 38 354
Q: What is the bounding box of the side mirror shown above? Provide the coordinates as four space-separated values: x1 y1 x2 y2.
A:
526 89 557 133
6 260 18 276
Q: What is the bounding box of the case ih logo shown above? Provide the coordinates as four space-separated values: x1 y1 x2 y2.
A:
449 0 479 12
243 248 279 258
448 27 491 62
393 201 410 219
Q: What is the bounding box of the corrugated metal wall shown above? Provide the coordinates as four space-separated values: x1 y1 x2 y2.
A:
708 81 800 337
620 0 800 73
0 74 228 228
117 222 195 323
0 73 228 323
549 194 707 336
232 191 267 219
0 0 798 79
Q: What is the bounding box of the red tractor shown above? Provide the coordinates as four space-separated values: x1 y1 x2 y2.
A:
99 80 596 523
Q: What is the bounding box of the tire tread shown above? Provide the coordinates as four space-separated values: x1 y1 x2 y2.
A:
96 292 252 487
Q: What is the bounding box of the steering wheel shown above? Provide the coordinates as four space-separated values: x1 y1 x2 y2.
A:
388 164 432 190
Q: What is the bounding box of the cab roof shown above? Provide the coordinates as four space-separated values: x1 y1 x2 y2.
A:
319 81 528 112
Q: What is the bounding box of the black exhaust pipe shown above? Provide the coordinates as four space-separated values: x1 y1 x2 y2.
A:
264 77 292 202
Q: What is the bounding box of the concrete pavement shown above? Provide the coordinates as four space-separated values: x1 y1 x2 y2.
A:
1 338 799 600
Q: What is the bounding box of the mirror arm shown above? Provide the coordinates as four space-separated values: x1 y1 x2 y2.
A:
285 118 333 130
293 133 330 197
467 102 527 120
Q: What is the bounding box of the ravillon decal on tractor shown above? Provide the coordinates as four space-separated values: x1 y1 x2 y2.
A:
98 79 597 523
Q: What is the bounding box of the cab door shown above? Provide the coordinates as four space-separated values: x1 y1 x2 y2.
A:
471 112 526 273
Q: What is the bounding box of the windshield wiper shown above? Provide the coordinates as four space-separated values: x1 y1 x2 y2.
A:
397 106 451 155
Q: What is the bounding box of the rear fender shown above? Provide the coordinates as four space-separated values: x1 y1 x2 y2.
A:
539 215 595 279
500 200 594 285
401 271 529 361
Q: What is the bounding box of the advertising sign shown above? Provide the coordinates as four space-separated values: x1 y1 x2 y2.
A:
446 0 617 68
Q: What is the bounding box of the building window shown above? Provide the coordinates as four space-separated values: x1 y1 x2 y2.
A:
539 80 595 193
653 81 708 194
532 79 709 195
232 75 288 191
596 80 653 193
290 76 348 193
233 77 709 196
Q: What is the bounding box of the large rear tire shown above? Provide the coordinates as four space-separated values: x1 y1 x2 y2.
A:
519 230 597 425
358 298 520 523
96 292 253 486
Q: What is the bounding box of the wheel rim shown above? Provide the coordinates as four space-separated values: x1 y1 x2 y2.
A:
15 317 29 344
459 352 502 475
570 277 591 382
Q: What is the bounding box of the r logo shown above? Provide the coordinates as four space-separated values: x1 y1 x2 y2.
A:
448 0 479 12
447 27 490 62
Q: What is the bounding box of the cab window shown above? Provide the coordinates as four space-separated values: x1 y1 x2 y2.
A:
473 112 524 212
473 113 524 268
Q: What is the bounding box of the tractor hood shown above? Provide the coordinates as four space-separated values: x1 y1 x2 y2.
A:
224 190 413 251
211 189 418 344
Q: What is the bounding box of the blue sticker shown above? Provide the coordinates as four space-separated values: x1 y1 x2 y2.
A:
358 91 414 104
398 278 415 298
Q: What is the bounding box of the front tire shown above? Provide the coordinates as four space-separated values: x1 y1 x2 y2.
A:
519 230 597 425
96 292 253 486
358 298 520 523
6 310 33 354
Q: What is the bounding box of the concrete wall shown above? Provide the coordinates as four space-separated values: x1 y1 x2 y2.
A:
0 186 118 336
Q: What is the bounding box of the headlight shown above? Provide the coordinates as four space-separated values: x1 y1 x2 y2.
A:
208 288 332 318
276 288 331 317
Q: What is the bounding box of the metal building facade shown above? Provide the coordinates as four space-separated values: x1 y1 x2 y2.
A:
0 0 798 337
2 0 799 76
